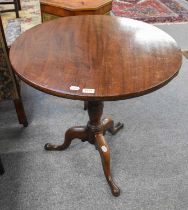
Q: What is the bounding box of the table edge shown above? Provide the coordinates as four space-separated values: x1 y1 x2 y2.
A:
12 66 181 102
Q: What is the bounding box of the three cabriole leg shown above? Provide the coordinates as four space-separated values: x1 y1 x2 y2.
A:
44 101 123 196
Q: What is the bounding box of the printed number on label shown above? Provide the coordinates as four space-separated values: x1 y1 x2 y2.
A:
82 88 95 94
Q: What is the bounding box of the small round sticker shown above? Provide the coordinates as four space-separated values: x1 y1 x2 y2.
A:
70 86 80 90
101 145 107 152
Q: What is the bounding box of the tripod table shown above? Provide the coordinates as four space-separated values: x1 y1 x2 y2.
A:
10 15 182 196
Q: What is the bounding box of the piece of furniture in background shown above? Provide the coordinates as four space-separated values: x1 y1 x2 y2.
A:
0 16 27 127
40 0 112 22
0 16 28 174
0 0 21 18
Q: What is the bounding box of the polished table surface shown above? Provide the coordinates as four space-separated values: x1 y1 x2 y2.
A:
10 15 182 101
10 15 182 196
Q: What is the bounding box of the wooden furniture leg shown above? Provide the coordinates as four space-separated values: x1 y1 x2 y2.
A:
102 117 124 135
17 0 21 10
14 0 19 18
0 156 5 175
45 126 88 150
95 133 120 196
84 101 88 110
44 101 123 196
13 99 28 127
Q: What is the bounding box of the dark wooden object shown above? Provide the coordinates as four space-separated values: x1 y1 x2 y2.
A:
0 16 27 174
0 156 5 175
0 0 21 18
13 98 28 127
0 16 28 127
10 16 182 196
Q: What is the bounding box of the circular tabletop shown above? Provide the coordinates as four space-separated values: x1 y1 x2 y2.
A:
10 15 182 101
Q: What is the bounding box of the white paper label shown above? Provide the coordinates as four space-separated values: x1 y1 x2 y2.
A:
101 146 107 152
70 86 80 91
82 88 95 94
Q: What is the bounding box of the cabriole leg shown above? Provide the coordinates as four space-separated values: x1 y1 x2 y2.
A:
95 133 120 196
102 117 124 135
44 126 87 151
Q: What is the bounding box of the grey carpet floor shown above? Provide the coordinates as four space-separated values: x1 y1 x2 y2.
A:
155 23 188 50
1 29 188 209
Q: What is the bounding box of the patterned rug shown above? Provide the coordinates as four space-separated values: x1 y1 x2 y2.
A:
112 0 188 23
1 0 188 29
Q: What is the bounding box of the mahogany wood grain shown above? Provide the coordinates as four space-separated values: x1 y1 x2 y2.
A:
10 16 182 101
